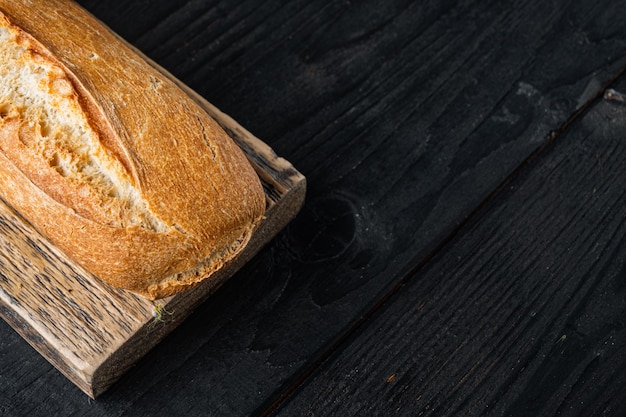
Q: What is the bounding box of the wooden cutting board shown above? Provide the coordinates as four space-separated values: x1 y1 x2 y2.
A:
0 45 306 398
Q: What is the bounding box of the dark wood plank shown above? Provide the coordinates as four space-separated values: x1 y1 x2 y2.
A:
2 0 626 415
272 83 626 416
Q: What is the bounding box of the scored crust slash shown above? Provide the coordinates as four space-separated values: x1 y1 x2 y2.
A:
0 0 266 299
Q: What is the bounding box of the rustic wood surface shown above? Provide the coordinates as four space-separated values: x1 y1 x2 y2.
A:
272 71 626 417
1 0 626 416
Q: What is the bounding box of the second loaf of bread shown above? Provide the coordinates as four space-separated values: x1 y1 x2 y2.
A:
0 0 266 299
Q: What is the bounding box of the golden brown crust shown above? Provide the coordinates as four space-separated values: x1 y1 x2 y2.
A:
0 0 265 299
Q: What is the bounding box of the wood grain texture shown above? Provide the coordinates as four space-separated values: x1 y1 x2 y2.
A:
0 40 305 397
2 0 626 416
273 85 626 416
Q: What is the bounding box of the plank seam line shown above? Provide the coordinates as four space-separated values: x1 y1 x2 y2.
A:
254 63 626 417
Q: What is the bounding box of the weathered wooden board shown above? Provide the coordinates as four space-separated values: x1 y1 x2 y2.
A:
0 39 306 397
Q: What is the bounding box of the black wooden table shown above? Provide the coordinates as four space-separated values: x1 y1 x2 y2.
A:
1 1 625 416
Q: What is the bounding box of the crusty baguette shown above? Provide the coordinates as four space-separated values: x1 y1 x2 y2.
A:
0 0 265 299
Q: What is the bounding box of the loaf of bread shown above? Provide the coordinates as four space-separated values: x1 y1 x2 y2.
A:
0 1 265 299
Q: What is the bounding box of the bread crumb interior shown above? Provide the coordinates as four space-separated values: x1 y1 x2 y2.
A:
0 23 167 232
